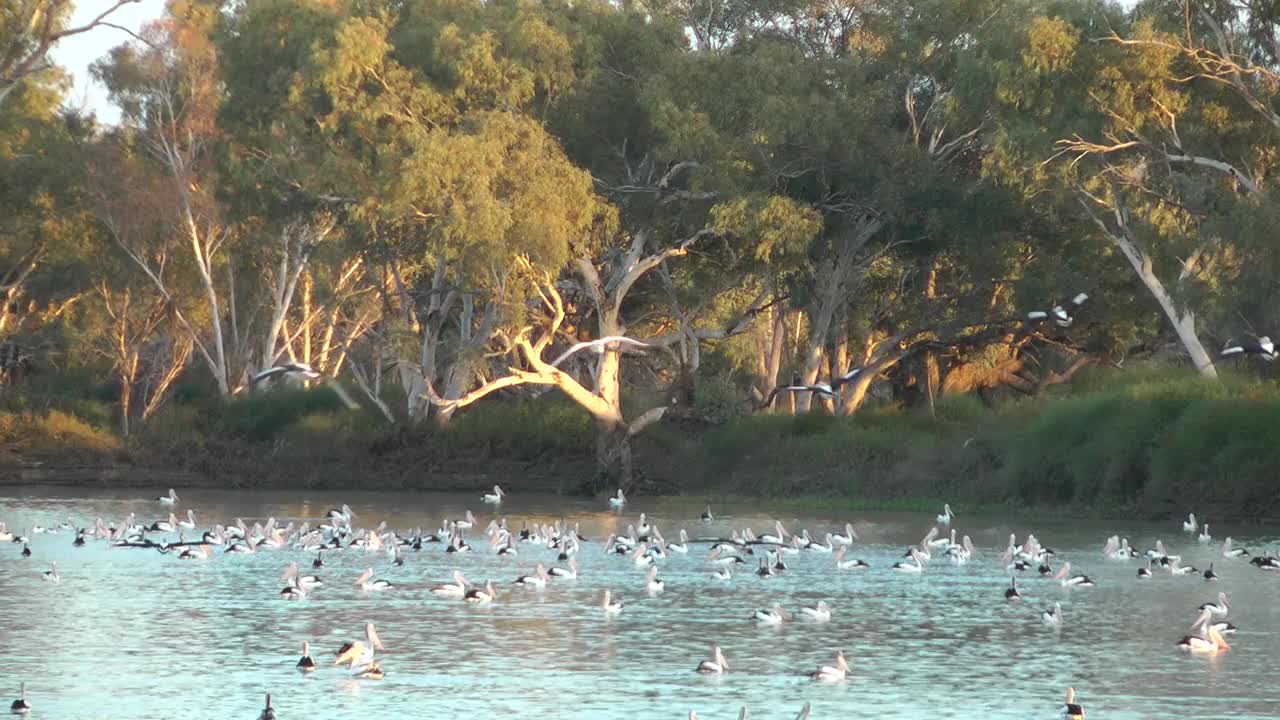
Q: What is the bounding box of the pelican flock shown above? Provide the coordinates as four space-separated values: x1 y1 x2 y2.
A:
2 492 1275 719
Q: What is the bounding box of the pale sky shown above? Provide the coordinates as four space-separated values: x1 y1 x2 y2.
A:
48 0 167 124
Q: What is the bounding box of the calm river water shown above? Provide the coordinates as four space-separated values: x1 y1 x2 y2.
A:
0 487 1276 719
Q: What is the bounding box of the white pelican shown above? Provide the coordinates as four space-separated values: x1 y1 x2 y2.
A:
452 510 477 530
334 623 384 678
297 642 316 672
1042 602 1063 627
514 563 549 589
601 590 623 614
608 490 626 508
1054 562 1095 587
258 695 274 720
41 563 58 583
1183 513 1198 534
155 488 179 505
712 566 733 581
430 571 470 597
695 645 729 673
1060 688 1084 720
667 529 689 554
831 523 857 545
251 361 320 385
464 581 497 604
810 650 849 681
548 558 578 579
1197 524 1212 544
355 568 393 592
1199 592 1230 619
1221 537 1250 558
178 510 197 530
481 485 505 504
799 600 831 622
1138 561 1152 579
893 549 925 573
759 521 788 545
1169 558 1199 576
936 503 954 525
928 528 954 549
1203 563 1219 581
645 566 665 594
1004 576 1020 601
833 547 870 570
1178 625 1230 654
752 603 788 625
10 683 29 715
550 336 651 367
700 506 714 522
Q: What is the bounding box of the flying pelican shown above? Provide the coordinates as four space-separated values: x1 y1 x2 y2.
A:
695 645 729 673
251 361 321 385
810 650 850 681
550 336 651 368
1220 336 1276 360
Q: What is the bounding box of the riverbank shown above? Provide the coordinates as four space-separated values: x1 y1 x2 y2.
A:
2 368 1277 521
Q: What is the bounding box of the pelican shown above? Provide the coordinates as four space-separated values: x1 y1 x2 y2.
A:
430 571 470 597
1199 592 1230 619
482 485 505 504
1054 562 1095 587
700 506 714 522
810 650 850 681
667 529 690 554
1203 563 1219 581
1183 513 1198 534
282 562 321 590
297 642 316 672
1178 625 1230 653
9 683 29 715
1169 558 1199 576
258 694 274 720
759 521 788 545
41 562 58 583
1005 576 1021 601
178 510 197 530
1042 602 1063 627
550 336 651 368
799 600 831 622
645 566 665 594
464 580 497 604
155 488 179 505
1198 524 1212 544
334 623 384 677
1138 561 1152 578
1221 537 1250 558
831 523 858 545
936 503 954 525
601 590 624 614
608 489 626 508
452 510 477 530
354 569 393 592
695 645 729 673
1060 688 1084 720
548 558 578 579
712 566 733 581
752 603 788 625
514 564 549 589
834 547 870 570
893 549 925 573
252 361 321 385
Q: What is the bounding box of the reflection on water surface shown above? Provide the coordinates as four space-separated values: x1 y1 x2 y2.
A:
0 487 1277 719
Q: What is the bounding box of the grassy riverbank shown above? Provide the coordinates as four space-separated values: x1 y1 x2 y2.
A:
2 368 1278 520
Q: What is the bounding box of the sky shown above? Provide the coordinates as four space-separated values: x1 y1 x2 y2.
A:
48 0 167 124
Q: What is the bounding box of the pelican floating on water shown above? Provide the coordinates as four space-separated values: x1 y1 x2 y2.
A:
1005 576 1021 601
1178 624 1230 654
155 488 178 505
834 547 870 570
608 490 626 508
482 485 505 504
41 562 58 583
893 549 925 573
1060 687 1084 720
10 683 29 715
355 568 393 591
464 581 497 604
601 590 623 614
257 694 274 720
1183 513 1198 534
1042 602 1063 627
752 603 788 625
431 571 470 597
799 600 831 622
810 650 849 681
334 622 384 678
297 642 315 672
936 503 954 525
1054 562 1095 587
1199 592 1230 619
695 645 728 673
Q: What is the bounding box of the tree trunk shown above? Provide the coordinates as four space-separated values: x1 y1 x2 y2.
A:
594 422 634 491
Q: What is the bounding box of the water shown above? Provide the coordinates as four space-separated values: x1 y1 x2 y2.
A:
1 487 1277 720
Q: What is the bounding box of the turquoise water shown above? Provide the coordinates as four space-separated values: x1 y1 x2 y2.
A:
0 487 1277 719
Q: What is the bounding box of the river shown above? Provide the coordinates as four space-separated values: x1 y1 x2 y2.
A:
0 487 1276 719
